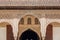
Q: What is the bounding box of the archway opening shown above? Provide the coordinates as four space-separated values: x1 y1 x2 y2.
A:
45 22 60 40
45 24 53 40
19 29 39 40
7 25 14 40
0 22 14 40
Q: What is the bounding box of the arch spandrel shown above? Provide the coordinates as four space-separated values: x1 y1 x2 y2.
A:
18 28 41 37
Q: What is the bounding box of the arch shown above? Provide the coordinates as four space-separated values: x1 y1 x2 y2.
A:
45 22 60 40
46 22 60 27
19 29 40 40
18 15 41 40
0 22 14 40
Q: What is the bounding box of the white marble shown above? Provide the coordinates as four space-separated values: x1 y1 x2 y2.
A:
0 27 6 40
53 27 60 40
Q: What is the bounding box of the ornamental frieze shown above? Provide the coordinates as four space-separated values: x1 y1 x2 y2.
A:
0 10 60 19
45 13 60 19
0 0 60 6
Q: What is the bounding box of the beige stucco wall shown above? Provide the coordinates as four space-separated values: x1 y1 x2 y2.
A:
0 10 60 40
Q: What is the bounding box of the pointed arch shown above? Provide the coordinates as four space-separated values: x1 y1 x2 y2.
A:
20 29 40 40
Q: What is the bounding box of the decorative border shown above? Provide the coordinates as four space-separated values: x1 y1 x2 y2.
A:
0 6 60 10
